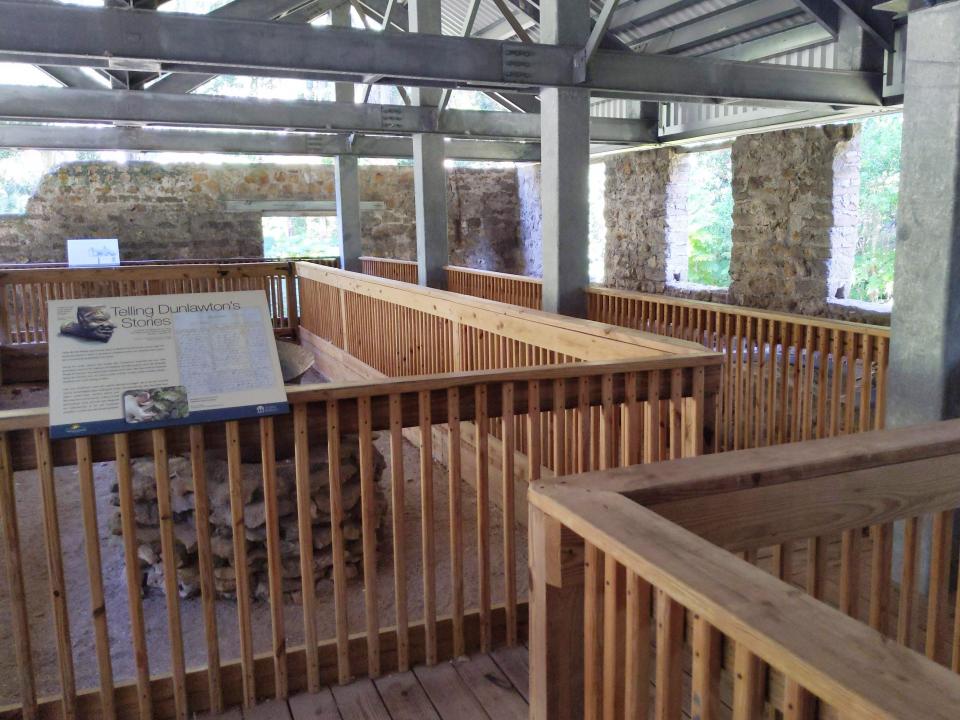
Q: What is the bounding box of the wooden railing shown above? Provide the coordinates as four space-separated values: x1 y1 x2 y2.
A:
445 266 543 310
588 285 891 451
0 360 717 719
0 261 325 347
359 256 419 284
528 420 960 719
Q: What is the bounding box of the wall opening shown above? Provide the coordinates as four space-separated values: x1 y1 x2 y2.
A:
676 147 733 289
847 113 902 305
588 162 606 284
261 216 340 258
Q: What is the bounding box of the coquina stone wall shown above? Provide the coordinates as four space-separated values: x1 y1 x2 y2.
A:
601 124 889 325
0 161 527 273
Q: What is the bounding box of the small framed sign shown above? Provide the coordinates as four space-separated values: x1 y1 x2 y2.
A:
67 238 120 267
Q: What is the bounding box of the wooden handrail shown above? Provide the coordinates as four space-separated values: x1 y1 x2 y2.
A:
529 484 960 720
587 284 890 337
359 256 419 284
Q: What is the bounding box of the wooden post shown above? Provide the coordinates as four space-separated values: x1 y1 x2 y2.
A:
529 504 585 720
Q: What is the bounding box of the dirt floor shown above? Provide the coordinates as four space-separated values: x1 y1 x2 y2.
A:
0 385 527 705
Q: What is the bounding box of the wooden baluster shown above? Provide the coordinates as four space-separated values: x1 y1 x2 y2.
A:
897 516 919 649
476 384 492 652
153 429 188 719
188 425 223 712
692 615 721 720
226 421 256 707
261 417 288 697
777 321 790 445
843 332 857 435
859 335 874 433
387 394 411 670
584 542 604 720
602 555 625 720
600 374 616 470
644 370 661 464
765 318 776 446
800 324 815 441
732 644 764 720
789 325 803 443
577 376 591 473
784 680 817 720
744 317 755 449
654 590 683 720
357 396 381 677
502 382 518 646
292 405 319 692
624 571 650 720
447 387 465 658
36 427 78 720
868 523 893 635
624 373 642 467
815 327 829 440
327 400 351 684
839 527 861 619
926 510 954 664
753 319 766 448
732 314 743 449
669 368 683 460
528 380 542 481
874 335 888 430
114 434 152 719
553 378 567 475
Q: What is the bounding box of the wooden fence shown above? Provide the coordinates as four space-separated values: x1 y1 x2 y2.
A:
0 261 334 347
0 360 718 720
529 420 960 719
359 257 419 284
445 266 542 310
588 287 891 451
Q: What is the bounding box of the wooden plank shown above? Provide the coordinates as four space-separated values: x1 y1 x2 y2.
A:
114 433 153 719
373 672 440 720
292 406 319 693
358 396 381 678
624 571 650 720
501 382 518 646
654 590 684 720
584 542 604 720
490 646 530 703
692 615 721 720
330 679 390 720
0 433 37 719
413 663 488 720
261 417 289 699
418 390 437 666
452 654 528 719
36 427 78 720
227 421 256 708
475 384 491 653
288 689 342 720
389 394 410 671
243 698 292 720
153 429 188 720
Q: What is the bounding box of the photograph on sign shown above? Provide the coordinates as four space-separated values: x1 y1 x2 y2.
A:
66 238 120 267
48 290 288 439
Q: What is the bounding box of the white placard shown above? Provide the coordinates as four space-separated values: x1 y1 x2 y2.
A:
67 238 120 267
48 291 288 438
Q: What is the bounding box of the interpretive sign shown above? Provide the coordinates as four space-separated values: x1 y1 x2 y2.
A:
48 290 289 439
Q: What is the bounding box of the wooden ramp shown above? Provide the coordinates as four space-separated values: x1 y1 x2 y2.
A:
201 648 529 720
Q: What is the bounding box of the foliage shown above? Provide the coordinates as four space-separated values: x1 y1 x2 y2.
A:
850 114 902 303
262 216 340 258
686 148 733 287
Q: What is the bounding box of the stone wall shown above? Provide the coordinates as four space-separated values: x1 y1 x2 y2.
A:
599 124 889 325
0 161 527 273
728 125 860 316
603 146 684 292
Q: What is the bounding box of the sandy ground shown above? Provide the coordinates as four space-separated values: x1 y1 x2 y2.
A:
0 400 528 705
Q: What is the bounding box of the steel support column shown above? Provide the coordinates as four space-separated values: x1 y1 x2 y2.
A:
540 0 590 317
887 1 960 426
410 0 447 289
332 2 363 272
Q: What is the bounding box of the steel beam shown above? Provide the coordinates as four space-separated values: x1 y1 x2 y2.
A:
704 23 833 61
0 0 883 106
0 123 542 160
335 154 363 271
0 85 655 143
792 0 840 36
540 0 591 319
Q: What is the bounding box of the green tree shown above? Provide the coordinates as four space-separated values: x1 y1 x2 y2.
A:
850 113 901 303
686 148 733 287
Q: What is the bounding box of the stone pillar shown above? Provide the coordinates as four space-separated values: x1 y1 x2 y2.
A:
410 0 448 289
603 147 683 292
887 1 960 427
728 126 860 315
332 2 362 272
540 0 590 316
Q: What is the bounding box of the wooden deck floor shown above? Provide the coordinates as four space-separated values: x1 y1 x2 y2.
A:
206 647 530 720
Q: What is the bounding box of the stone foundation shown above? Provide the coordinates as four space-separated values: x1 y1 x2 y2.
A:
108 439 387 603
